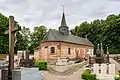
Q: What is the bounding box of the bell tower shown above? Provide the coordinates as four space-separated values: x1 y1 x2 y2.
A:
59 6 69 35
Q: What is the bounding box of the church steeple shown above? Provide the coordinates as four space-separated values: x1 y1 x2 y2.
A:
59 6 69 35
60 12 67 27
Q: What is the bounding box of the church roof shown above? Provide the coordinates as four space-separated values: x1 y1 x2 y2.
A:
42 29 94 47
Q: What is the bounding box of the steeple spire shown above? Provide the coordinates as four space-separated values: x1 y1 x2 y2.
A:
59 6 69 35
60 6 67 27
62 5 64 13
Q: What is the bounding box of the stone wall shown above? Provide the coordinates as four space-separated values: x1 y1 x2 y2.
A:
35 41 94 61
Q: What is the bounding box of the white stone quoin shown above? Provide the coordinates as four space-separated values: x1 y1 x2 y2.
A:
108 64 115 75
101 64 107 74
93 64 99 74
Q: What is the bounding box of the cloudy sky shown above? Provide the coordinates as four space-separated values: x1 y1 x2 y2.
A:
0 0 120 31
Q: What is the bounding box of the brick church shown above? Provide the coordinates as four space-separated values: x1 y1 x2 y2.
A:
34 11 94 61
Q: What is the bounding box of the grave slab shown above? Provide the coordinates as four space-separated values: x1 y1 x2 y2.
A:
108 64 115 75
93 64 99 74
12 68 43 80
101 64 107 74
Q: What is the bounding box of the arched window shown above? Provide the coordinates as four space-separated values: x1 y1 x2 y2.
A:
68 48 71 55
51 47 55 53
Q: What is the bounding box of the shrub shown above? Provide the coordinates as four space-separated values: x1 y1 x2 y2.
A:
114 71 120 80
82 69 96 80
35 60 47 70
115 76 120 80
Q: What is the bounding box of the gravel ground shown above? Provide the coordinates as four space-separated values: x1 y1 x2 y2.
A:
43 67 84 80
42 61 88 80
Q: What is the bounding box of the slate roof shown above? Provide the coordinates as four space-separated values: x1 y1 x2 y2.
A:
42 29 94 47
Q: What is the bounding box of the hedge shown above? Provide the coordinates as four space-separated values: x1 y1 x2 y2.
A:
82 69 96 80
35 60 47 70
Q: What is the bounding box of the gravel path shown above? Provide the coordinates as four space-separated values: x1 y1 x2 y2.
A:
43 66 85 80
47 61 88 76
43 61 88 80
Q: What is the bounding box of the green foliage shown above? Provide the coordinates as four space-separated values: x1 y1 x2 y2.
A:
71 14 120 53
16 26 47 54
35 60 47 70
0 13 9 35
29 25 47 53
115 76 120 80
18 27 31 50
82 69 96 80
0 13 9 54
115 72 120 80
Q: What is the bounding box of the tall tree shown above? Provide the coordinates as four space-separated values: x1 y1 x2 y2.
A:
0 13 9 54
102 14 120 53
71 14 120 53
15 27 31 52
29 25 47 53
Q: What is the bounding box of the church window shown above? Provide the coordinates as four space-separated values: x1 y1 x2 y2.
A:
68 48 71 55
51 47 55 53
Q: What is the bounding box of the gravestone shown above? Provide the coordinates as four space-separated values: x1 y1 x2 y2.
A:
1 68 8 80
93 64 99 74
89 44 109 66
101 64 107 74
108 64 115 75
95 43 104 64
12 68 43 80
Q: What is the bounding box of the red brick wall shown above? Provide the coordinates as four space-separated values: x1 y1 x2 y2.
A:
35 41 94 61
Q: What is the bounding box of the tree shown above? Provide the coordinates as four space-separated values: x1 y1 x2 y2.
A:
0 13 9 54
102 15 120 53
29 25 47 53
70 21 90 37
15 27 31 52
71 14 120 53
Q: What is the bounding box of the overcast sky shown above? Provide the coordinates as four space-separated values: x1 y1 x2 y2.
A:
0 0 120 31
